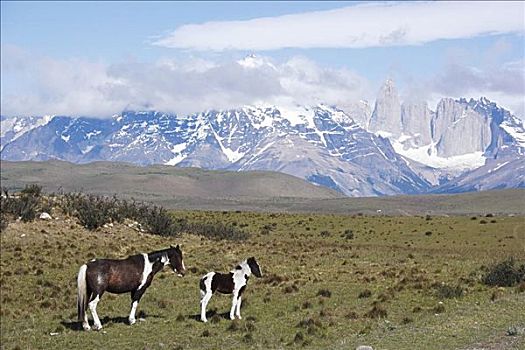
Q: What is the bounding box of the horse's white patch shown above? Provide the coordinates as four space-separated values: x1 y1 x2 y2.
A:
88 295 102 330
160 253 168 266
138 253 153 291
129 300 138 325
200 272 215 322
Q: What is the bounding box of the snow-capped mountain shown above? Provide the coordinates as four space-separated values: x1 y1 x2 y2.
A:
1 79 524 196
366 80 525 186
0 105 430 196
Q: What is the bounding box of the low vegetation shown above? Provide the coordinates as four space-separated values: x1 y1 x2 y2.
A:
1 186 524 349
1 185 249 241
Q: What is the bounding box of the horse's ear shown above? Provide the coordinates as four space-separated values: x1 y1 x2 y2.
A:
176 244 180 249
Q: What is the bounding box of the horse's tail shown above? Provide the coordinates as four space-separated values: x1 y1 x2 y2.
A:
77 264 88 322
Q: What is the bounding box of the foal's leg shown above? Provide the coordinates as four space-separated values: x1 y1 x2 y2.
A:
230 291 239 320
200 291 213 323
88 294 103 331
235 296 242 319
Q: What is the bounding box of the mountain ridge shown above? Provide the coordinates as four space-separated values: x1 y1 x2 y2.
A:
1 81 524 196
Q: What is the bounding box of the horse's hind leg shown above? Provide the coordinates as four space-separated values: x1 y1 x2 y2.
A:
83 308 90 331
88 294 103 330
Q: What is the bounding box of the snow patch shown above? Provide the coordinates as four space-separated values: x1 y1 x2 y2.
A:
165 153 187 166
489 161 509 173
501 118 525 148
392 140 486 171
171 142 187 153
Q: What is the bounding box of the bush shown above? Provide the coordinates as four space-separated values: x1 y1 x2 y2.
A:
141 205 180 236
21 184 42 198
482 258 525 287
358 289 372 299
0 211 8 232
434 283 463 299
320 230 331 237
365 305 387 319
1 185 41 222
74 194 113 230
188 222 249 241
316 289 331 298
341 229 354 240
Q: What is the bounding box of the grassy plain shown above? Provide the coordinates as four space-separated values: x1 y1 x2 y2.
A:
1 211 524 349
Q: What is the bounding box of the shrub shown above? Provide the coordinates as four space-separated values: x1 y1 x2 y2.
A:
482 258 525 287
434 283 463 299
341 229 354 240
141 205 180 236
320 230 331 237
358 289 372 299
74 194 113 230
1 185 41 222
433 304 445 314
317 289 332 298
188 222 249 241
21 184 42 198
0 211 8 232
365 305 387 319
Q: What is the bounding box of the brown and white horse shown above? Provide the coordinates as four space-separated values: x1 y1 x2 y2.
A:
199 257 262 322
77 245 185 331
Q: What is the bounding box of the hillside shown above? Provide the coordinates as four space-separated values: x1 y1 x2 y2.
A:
1 160 524 215
0 160 341 201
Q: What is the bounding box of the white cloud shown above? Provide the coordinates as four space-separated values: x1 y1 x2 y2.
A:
153 2 525 51
0 46 370 117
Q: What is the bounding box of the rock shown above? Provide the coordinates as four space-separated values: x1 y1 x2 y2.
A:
356 346 374 350
369 79 402 136
39 212 52 220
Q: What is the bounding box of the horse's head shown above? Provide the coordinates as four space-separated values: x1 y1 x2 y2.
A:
247 257 262 278
167 245 185 277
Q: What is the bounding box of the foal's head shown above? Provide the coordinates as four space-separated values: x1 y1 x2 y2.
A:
167 245 185 277
247 257 262 278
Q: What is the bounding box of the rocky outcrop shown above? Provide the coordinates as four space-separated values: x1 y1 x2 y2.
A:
368 79 402 136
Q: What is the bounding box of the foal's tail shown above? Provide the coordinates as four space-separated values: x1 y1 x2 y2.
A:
77 264 88 322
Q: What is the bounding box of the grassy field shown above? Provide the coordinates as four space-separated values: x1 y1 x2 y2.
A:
1 210 524 349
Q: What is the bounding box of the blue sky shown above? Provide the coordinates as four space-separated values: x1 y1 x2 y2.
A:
1 1 524 117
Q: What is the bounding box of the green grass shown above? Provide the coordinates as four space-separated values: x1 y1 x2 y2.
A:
1 211 524 349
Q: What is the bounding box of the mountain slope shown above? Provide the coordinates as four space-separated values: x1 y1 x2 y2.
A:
0 105 431 196
0 160 342 200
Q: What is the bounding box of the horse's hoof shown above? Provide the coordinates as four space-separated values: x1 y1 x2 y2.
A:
201 318 208 323
129 319 136 325
83 325 91 331
93 325 103 331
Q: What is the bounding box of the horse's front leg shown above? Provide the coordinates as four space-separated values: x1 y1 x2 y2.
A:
230 291 239 320
235 296 242 320
129 288 147 325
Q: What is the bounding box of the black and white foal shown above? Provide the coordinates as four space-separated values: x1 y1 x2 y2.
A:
199 257 262 322
77 245 185 331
